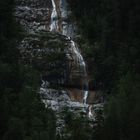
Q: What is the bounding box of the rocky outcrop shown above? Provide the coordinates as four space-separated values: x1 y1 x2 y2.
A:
15 0 52 33
18 30 86 86
15 0 76 36
15 0 85 87
40 88 88 112
39 85 103 136
39 86 87 136
15 0 103 106
15 1 104 136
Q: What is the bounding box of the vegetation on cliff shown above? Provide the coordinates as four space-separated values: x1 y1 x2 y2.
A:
0 0 56 140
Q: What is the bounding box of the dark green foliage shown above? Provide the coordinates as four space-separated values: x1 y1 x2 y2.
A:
92 109 104 140
62 110 92 140
68 0 140 139
3 117 24 140
69 0 140 91
102 72 140 140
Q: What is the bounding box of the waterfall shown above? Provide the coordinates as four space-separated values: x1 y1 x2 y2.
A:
69 40 86 72
83 91 88 104
50 0 75 37
49 0 89 108
60 0 75 37
50 0 58 31
88 105 94 119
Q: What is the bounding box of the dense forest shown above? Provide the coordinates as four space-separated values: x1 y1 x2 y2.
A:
68 0 140 140
0 0 140 140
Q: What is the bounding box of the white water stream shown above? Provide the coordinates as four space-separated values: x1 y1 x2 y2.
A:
50 0 90 114
50 0 59 31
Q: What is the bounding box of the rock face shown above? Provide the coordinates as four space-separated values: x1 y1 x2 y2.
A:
15 0 100 107
19 31 67 85
49 0 76 37
39 86 88 136
15 0 52 33
39 85 103 136
16 0 86 88
15 0 76 36
15 0 103 136
40 88 88 112
18 31 87 87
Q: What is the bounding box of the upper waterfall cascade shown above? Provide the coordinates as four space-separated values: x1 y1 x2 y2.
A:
50 0 75 37
50 0 59 31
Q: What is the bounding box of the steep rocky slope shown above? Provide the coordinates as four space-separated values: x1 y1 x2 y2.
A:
15 0 103 136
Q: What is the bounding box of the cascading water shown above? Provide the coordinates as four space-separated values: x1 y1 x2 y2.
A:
83 91 88 104
50 0 59 31
69 40 86 71
88 105 94 119
49 0 89 112
69 41 88 105
60 0 75 37
50 0 75 37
